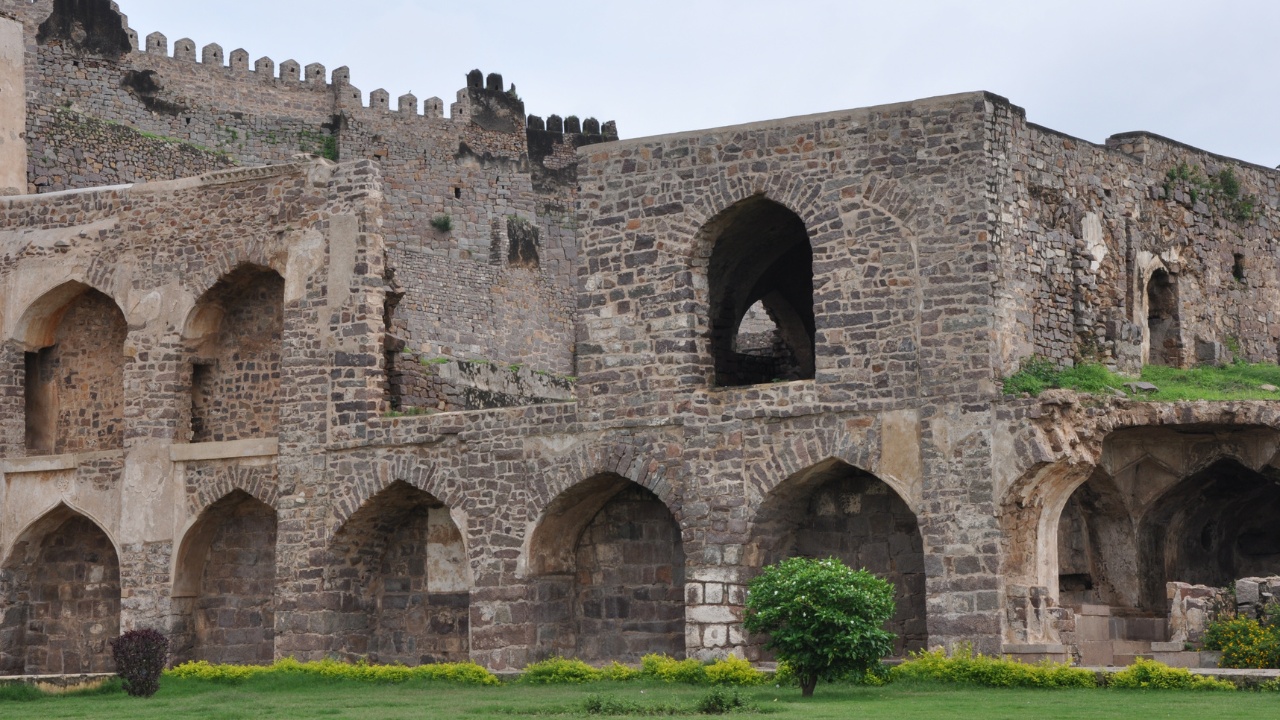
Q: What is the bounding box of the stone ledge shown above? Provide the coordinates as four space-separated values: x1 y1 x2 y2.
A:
2 449 124 475
170 437 279 462
0 673 115 693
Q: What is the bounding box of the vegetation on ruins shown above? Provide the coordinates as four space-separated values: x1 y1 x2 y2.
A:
1002 357 1280 402
109 630 170 698
431 213 454 232
1162 163 1258 223
742 557 896 697
1203 613 1280 669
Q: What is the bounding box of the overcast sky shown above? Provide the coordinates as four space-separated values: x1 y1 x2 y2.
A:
114 1 1280 166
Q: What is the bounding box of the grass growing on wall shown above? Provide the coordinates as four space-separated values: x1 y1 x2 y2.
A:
1003 359 1280 402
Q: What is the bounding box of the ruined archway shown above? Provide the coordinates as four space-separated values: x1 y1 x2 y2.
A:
526 473 686 662
326 481 470 664
704 196 815 386
171 490 278 665
16 284 126 456
184 266 284 442
1137 457 1280 612
1055 470 1140 609
0 505 120 675
748 458 926 656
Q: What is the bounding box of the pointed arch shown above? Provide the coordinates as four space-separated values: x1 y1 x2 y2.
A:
0 503 121 675
747 457 927 655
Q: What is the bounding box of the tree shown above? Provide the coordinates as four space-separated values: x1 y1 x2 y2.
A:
743 557 896 697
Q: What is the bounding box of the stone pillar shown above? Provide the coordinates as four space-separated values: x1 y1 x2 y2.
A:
0 14 24 194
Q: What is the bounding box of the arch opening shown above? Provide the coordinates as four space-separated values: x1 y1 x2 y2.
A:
706 197 814 387
20 287 126 456
527 474 686 663
327 481 470 665
1145 268 1181 367
185 266 284 443
1055 470 1140 609
1137 458 1280 612
171 491 278 665
0 506 120 675
749 459 926 656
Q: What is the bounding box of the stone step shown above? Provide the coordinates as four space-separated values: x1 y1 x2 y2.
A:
1112 653 1155 666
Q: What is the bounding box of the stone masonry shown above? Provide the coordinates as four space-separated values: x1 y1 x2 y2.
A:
2 0 1280 675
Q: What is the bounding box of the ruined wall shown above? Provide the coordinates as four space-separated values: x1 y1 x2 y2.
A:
991 102 1280 374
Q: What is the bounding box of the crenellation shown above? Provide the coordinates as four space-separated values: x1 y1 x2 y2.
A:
201 42 222 66
424 96 442 118
304 61 324 85
279 58 299 81
253 55 273 76
369 88 389 111
229 48 247 72
173 37 194 62
398 92 417 115
144 30 164 54
331 65 349 85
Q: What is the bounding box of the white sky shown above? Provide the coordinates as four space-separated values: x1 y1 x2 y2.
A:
114 0 1280 166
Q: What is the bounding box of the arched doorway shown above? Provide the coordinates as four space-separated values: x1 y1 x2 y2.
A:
704 197 814 386
749 459 926 655
527 474 685 662
1145 268 1180 367
1054 470 1140 609
171 491 278 664
19 285 126 456
0 506 121 675
327 482 470 664
185 266 284 442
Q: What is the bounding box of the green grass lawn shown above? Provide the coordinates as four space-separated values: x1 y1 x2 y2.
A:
1003 359 1280 402
3 677 1278 719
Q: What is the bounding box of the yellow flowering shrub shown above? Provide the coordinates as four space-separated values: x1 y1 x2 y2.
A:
1108 659 1236 691
166 658 499 685
1203 616 1280 669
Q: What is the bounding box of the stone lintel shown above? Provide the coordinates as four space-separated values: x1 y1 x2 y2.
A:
170 437 279 462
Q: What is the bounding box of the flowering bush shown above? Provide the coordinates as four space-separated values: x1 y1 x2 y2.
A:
742 557 896 697
167 657 499 685
110 629 170 698
1108 659 1236 690
889 647 1095 689
1203 616 1280 669
522 657 605 684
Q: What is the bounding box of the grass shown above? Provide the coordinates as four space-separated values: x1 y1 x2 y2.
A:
3 676 1280 719
1003 358 1280 402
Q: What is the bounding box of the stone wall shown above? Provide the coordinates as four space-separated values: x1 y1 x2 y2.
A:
0 13 24 193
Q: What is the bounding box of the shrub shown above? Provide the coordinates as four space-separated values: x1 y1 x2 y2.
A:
600 661 642 682
582 694 682 715
1002 356 1059 395
167 657 499 685
694 687 749 714
742 557 896 697
889 647 1095 689
703 655 766 686
1259 677 1280 692
110 629 170 698
431 214 453 232
775 660 886 686
1108 659 1236 690
523 657 602 684
1203 616 1280 669
641 654 708 684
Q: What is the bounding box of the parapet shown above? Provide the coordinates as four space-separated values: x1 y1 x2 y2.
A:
305 63 325 85
202 43 223 66
174 38 195 62
279 60 300 82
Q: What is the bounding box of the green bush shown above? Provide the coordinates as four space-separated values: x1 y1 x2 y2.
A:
640 654 709 684
1203 616 1280 669
702 656 767 686
167 658 499 685
1108 659 1236 690
889 647 1095 689
431 214 453 232
523 657 603 684
1002 357 1058 395
743 557 896 697
694 687 750 714
775 660 886 686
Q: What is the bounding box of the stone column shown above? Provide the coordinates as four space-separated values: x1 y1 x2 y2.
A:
0 14 24 194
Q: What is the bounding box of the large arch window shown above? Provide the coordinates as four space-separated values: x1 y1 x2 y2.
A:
705 197 815 387
185 266 284 442
19 285 126 456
